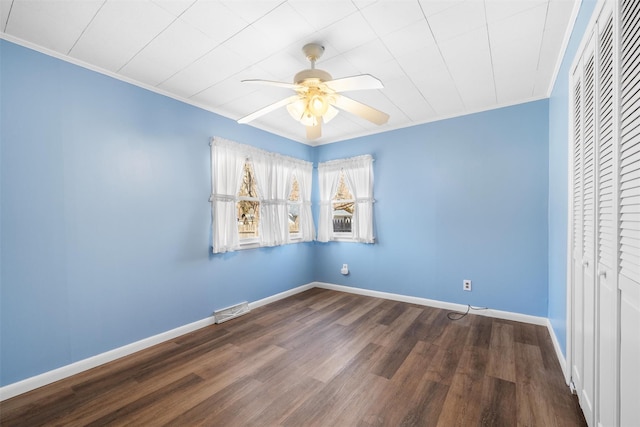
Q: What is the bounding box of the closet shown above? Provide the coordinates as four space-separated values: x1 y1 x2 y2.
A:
569 1 640 427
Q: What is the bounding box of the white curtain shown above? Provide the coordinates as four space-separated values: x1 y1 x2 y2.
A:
272 158 292 245
253 154 292 247
342 155 375 243
317 155 374 243
250 154 273 245
210 137 246 253
317 161 342 242
210 137 313 252
296 162 315 242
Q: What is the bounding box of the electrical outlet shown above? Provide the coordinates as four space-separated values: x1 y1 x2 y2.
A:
341 264 349 275
463 280 472 291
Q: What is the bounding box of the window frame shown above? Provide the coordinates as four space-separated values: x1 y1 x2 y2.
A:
317 155 375 244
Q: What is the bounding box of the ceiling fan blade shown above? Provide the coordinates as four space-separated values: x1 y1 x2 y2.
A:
332 94 389 125
306 123 321 140
237 95 300 124
324 74 383 92
241 79 301 90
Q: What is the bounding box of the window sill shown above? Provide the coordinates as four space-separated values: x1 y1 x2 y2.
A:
238 239 260 250
331 233 355 242
237 235 306 250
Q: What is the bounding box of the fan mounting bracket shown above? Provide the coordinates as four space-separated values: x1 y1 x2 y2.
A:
302 43 325 63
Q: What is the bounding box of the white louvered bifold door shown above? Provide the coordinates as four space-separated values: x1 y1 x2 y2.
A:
582 38 597 425
619 1 640 426
570 60 586 415
596 6 618 427
570 34 597 426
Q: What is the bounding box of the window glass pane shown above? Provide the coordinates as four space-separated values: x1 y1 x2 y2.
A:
237 200 259 237
237 162 259 238
334 172 353 200
332 172 353 233
332 202 354 232
238 162 258 198
288 177 300 234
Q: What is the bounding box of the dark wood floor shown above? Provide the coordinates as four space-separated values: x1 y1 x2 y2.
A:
1 288 586 426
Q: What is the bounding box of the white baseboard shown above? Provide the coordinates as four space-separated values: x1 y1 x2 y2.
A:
1 281 561 401
248 283 315 310
546 319 569 384
0 316 215 401
313 282 549 326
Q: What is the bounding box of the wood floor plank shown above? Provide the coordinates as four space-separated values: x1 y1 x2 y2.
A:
280 342 386 426
161 376 262 426
436 371 486 426
371 305 423 347
479 376 517 426
55 345 235 426
398 380 450 426
309 322 387 383
85 373 204 427
514 321 540 346
486 320 517 382
243 377 325 426
0 289 586 427
435 339 488 426
335 295 385 326
378 300 408 325
515 342 558 427
466 314 493 348
361 341 441 426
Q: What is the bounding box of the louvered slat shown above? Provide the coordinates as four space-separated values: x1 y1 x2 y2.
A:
583 54 596 258
598 16 615 269
573 78 583 253
620 0 640 283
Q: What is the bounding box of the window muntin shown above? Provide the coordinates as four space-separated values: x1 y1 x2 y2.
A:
237 161 259 240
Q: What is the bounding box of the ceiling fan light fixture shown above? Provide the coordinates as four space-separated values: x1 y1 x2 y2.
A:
308 93 329 116
322 105 339 124
300 112 318 127
286 99 306 121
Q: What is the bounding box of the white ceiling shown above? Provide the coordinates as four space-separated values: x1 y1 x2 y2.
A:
0 0 579 145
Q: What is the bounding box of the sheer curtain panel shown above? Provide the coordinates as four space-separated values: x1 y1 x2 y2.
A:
210 137 246 253
296 163 315 242
317 161 341 242
342 155 375 243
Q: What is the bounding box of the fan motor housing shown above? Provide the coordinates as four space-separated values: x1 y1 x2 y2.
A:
294 69 332 85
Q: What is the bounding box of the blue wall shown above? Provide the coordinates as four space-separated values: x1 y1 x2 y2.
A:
0 40 315 386
314 101 550 316
547 0 597 356
1 0 597 385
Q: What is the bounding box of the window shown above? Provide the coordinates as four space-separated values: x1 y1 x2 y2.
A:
317 155 374 243
210 137 314 253
237 161 259 240
332 172 354 234
288 176 300 235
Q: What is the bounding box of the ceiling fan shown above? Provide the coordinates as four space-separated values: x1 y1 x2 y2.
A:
237 43 390 140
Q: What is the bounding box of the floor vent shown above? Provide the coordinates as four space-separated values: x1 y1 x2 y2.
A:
214 302 250 324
